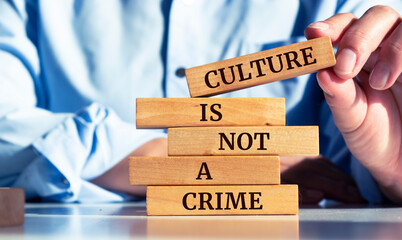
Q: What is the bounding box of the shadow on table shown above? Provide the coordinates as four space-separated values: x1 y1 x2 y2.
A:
299 203 402 239
24 205 147 216
300 220 402 240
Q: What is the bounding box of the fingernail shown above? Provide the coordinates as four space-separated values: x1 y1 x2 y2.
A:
369 61 390 90
305 189 324 199
308 21 329 31
347 185 361 197
334 48 356 76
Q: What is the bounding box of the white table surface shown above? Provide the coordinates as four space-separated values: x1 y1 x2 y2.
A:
1 202 402 240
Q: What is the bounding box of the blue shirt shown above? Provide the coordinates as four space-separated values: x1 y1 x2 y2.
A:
0 0 400 202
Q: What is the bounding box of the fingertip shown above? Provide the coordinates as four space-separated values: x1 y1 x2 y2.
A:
300 189 324 204
305 21 331 40
369 61 391 90
333 48 357 79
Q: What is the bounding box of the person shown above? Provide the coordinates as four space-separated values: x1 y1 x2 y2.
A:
0 0 400 204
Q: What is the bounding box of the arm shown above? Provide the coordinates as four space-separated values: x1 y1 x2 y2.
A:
91 138 168 197
305 5 402 203
0 1 165 202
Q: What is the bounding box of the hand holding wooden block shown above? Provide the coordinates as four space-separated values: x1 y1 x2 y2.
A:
136 98 285 128
185 36 335 97
130 156 280 185
0 188 24 227
168 126 319 156
147 185 298 215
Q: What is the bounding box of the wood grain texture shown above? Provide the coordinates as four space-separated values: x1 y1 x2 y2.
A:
0 188 24 227
185 36 335 97
129 156 280 185
168 126 319 156
147 185 298 215
136 98 285 128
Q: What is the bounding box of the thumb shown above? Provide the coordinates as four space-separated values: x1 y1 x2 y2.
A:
316 69 368 133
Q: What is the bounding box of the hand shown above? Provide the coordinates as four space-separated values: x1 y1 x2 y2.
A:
281 157 366 204
305 6 402 203
90 138 168 196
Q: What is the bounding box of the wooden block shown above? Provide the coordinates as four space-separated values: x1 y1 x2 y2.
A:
147 185 298 215
168 126 319 156
129 156 280 185
136 98 285 128
0 188 24 227
185 36 335 97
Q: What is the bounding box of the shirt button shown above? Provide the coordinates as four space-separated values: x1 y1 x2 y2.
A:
175 67 186 78
63 179 70 185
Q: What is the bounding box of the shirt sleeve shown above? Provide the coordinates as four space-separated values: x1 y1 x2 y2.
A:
0 0 165 202
9 103 166 202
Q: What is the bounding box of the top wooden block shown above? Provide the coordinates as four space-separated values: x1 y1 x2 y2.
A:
185 36 336 97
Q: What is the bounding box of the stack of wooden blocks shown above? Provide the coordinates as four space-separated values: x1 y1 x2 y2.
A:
130 36 336 216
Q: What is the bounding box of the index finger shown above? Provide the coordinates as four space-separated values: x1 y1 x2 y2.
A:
333 5 400 79
305 12 357 44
